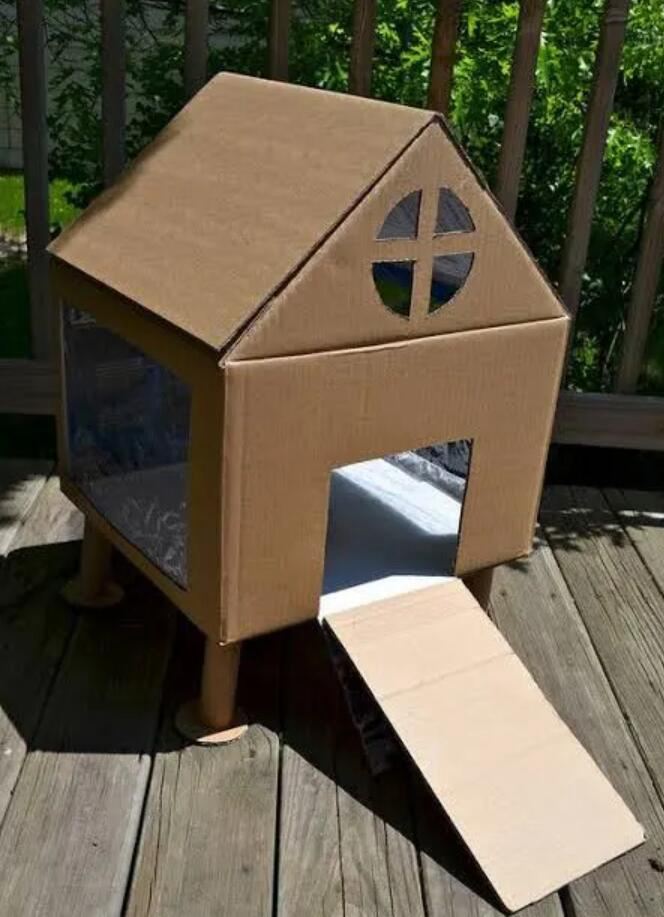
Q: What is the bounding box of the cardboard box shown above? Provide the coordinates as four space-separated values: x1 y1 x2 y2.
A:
49 72 643 911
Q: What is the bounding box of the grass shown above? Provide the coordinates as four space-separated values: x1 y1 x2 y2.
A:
0 173 80 457
0 171 81 362
0 171 81 237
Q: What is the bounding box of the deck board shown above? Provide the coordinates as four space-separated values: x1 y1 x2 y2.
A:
0 474 80 826
0 458 52 556
335 700 425 917
277 624 345 917
0 471 174 917
541 487 664 802
603 488 664 594
126 627 281 917
2 470 664 916
493 533 664 916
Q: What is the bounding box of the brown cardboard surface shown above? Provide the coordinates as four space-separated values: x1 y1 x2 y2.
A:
221 316 568 642
231 121 566 360
49 73 433 351
323 578 644 912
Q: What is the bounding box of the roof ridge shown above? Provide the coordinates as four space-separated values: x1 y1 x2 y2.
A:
223 112 437 359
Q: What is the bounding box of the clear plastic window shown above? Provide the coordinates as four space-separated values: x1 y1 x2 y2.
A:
372 261 414 317
429 253 474 312
63 306 191 588
434 188 475 235
376 190 421 240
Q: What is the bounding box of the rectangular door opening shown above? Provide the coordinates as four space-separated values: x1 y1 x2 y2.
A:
322 438 472 600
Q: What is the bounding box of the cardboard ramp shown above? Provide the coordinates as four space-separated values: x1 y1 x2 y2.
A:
320 577 644 913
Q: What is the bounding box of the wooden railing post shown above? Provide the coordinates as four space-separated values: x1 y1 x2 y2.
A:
495 0 546 222
16 0 51 360
268 0 291 82
558 0 631 354
100 0 126 186
349 0 377 97
427 0 462 117
615 127 664 394
184 0 209 99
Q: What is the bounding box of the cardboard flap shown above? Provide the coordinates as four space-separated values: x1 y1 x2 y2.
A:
231 121 567 361
50 73 432 352
321 578 643 912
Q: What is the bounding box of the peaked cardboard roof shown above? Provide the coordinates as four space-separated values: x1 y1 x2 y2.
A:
231 121 567 360
50 73 434 351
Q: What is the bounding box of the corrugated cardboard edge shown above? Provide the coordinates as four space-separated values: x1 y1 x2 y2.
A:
225 112 568 363
429 115 569 323
323 578 645 912
51 259 226 639
49 77 437 356
220 316 569 642
221 113 438 360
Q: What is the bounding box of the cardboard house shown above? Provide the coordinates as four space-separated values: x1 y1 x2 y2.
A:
49 73 643 912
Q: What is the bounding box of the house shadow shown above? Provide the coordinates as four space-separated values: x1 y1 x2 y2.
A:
0 464 501 912
250 618 508 914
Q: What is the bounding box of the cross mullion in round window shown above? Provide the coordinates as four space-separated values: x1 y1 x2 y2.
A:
373 188 475 319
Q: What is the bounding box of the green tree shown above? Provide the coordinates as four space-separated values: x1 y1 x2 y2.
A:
1 0 662 391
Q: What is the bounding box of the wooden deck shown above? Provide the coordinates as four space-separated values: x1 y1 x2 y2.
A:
1 459 664 916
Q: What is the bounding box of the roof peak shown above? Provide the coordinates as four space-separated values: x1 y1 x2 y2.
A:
50 73 434 351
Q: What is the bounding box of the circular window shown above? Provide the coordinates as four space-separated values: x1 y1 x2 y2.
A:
372 188 475 319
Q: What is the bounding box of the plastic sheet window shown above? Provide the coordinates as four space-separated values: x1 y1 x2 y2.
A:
63 306 191 587
372 260 414 317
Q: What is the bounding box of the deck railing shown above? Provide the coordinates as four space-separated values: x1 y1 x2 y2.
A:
4 0 664 450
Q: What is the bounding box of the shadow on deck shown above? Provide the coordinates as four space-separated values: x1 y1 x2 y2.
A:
0 462 663 916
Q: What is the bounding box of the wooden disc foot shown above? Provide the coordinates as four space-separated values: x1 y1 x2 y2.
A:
174 699 248 745
61 576 125 609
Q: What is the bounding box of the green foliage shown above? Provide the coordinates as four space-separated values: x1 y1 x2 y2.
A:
0 256 29 358
0 0 662 391
0 173 80 235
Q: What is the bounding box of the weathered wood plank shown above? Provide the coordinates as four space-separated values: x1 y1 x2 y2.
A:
184 0 209 99
495 0 547 221
603 488 664 605
336 748 425 917
0 580 174 917
6 474 82 551
0 358 58 414
0 459 52 557
0 573 75 826
16 0 51 358
541 486 664 812
554 390 664 451
427 0 462 116
277 623 344 917
280 622 425 917
615 126 664 393
126 626 280 917
268 0 291 82
0 475 79 827
349 0 378 97
493 536 664 915
100 0 126 185
558 0 631 333
335 688 425 917
0 475 83 607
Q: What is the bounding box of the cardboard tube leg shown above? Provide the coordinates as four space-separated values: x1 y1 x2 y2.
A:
463 567 495 612
61 519 124 608
175 639 248 745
